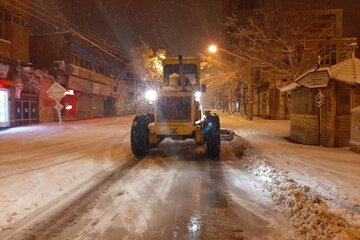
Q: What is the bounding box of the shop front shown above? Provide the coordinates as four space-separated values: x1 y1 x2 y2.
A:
0 87 10 127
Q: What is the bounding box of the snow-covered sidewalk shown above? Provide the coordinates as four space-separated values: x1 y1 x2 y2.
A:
220 112 360 239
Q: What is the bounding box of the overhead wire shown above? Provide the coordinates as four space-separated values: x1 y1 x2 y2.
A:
27 0 127 58
0 0 129 61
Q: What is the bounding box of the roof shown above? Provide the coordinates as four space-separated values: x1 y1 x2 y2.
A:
329 57 360 84
295 67 330 82
282 57 360 91
162 57 200 66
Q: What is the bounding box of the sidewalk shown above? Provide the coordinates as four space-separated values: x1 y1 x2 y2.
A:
219 111 360 210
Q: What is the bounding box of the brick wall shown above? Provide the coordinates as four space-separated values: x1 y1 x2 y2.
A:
290 114 319 145
335 115 351 147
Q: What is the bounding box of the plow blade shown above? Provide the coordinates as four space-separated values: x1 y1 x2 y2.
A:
220 128 234 141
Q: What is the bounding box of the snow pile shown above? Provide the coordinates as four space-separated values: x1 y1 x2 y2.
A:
244 151 360 240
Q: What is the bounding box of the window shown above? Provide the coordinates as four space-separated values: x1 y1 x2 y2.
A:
320 44 337 66
337 87 350 115
291 88 318 114
3 12 29 28
163 64 198 86
94 63 104 74
70 53 79 65
79 57 93 71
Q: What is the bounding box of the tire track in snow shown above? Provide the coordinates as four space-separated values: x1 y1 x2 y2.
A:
1 155 140 240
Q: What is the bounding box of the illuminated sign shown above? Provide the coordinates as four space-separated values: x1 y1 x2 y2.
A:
0 88 10 127
65 105 73 110
65 89 75 95
0 80 11 87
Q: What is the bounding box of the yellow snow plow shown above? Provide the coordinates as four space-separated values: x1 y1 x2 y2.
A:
130 55 221 158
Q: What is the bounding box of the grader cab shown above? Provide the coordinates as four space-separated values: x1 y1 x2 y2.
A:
130 55 221 158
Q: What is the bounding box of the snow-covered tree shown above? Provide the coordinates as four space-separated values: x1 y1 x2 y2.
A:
129 39 166 114
201 52 250 116
224 9 336 82
203 9 338 118
130 39 165 86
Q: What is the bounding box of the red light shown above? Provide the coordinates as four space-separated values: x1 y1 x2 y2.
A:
0 80 11 87
65 89 75 95
65 105 73 110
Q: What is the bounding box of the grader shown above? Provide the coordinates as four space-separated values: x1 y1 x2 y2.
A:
130 55 220 158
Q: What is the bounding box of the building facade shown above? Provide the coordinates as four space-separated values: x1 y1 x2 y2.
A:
0 0 41 127
30 32 131 120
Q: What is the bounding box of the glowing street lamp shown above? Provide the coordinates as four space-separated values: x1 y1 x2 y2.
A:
208 44 247 61
208 45 218 53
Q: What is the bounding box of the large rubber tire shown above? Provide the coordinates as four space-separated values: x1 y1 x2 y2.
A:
205 115 221 158
131 115 151 157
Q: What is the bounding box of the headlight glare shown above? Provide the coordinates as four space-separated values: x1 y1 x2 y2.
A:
194 91 201 98
145 90 157 101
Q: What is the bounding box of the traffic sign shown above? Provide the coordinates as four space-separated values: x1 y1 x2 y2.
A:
47 82 67 102
54 102 64 111
47 82 67 123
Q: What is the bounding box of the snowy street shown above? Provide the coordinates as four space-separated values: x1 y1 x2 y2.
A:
0 113 359 239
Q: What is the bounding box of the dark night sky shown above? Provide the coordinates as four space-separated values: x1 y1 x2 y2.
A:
33 0 360 58
34 0 223 58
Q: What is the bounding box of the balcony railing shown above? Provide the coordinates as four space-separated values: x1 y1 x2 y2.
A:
69 64 117 87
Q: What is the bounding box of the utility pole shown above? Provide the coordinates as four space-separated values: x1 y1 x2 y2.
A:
248 77 253 120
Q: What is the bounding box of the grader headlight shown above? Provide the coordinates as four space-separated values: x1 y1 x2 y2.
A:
145 90 157 102
194 91 201 101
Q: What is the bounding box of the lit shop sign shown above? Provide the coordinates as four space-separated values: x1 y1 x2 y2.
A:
0 80 12 88
0 88 10 127
65 89 75 95
65 104 73 110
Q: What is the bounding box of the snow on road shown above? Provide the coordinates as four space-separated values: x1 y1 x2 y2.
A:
0 118 132 234
220 111 360 239
0 116 296 240
0 113 359 239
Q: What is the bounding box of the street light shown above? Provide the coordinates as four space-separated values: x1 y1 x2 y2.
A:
208 45 217 53
208 44 247 61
